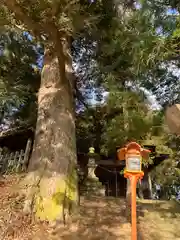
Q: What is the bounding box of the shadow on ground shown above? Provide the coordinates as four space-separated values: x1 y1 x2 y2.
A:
58 196 131 240
1 176 180 240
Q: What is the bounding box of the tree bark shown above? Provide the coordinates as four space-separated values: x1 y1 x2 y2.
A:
23 38 78 223
137 171 153 199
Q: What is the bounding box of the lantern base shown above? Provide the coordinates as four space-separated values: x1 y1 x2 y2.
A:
124 170 144 179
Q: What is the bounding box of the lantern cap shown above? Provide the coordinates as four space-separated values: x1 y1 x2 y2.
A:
117 141 151 160
126 142 141 151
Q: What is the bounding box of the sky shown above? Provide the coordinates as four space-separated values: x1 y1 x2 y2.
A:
90 88 161 110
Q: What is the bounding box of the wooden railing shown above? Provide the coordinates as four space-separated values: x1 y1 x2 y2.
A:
0 138 32 174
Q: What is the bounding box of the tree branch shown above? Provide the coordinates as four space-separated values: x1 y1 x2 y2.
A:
3 0 72 88
3 0 45 37
105 108 123 120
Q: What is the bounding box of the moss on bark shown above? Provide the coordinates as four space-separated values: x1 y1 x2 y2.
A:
21 166 78 222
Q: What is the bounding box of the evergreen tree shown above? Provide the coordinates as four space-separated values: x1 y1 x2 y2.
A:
0 30 40 128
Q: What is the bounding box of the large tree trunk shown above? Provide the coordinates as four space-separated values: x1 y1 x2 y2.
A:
23 39 77 223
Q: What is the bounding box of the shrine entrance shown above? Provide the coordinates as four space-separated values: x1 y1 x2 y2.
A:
95 165 126 197
77 154 127 198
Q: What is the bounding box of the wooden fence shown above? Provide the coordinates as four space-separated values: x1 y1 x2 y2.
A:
0 139 32 174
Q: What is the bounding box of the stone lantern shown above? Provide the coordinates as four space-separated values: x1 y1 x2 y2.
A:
86 147 105 196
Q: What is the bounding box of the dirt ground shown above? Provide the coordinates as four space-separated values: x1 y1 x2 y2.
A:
0 175 179 240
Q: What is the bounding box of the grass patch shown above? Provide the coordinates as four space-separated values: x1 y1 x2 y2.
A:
137 199 180 240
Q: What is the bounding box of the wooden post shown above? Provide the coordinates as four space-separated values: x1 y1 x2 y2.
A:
16 150 24 172
148 173 153 199
7 152 14 171
23 138 32 170
3 153 9 174
115 168 118 197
